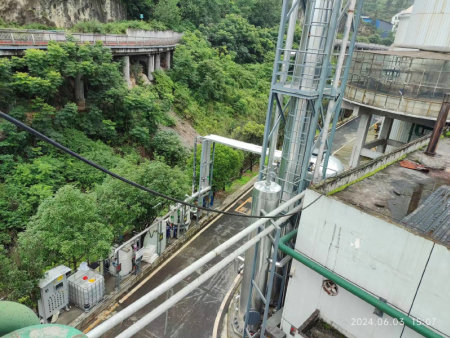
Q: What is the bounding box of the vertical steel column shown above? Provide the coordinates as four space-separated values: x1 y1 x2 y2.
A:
197 139 211 219
239 181 281 332
322 0 365 177
425 93 450 156
313 0 357 183
259 0 291 181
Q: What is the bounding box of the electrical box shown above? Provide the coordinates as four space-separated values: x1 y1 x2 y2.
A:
37 265 71 322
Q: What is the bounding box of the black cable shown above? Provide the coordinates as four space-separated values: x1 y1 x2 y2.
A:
0 111 322 219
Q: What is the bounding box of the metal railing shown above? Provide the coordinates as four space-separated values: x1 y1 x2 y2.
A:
0 30 182 48
345 84 444 119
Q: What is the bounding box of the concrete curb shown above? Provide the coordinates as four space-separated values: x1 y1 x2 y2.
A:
72 174 259 331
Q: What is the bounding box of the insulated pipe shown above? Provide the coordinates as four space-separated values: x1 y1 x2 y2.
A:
313 0 356 184
279 230 444 338
87 191 306 338
115 202 304 338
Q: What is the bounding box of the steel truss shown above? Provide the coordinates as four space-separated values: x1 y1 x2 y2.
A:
245 0 365 337
258 0 364 204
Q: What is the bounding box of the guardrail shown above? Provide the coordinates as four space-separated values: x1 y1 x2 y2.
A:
0 30 182 48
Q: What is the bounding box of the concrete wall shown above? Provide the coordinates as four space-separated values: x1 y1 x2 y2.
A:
0 0 126 27
281 190 448 338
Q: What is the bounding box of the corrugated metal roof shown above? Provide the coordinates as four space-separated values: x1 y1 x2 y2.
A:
401 185 450 246
360 50 450 61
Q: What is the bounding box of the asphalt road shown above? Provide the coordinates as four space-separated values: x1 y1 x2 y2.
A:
104 191 253 338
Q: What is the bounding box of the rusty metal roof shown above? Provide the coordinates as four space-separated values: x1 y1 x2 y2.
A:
401 185 450 246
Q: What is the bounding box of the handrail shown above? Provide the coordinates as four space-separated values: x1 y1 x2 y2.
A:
279 229 443 338
0 30 183 48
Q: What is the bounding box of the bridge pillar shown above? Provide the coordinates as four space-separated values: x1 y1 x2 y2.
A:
155 53 161 70
123 55 131 88
147 54 155 81
165 51 171 69
75 74 85 110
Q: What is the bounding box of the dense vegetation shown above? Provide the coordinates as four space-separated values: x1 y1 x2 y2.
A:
0 0 274 306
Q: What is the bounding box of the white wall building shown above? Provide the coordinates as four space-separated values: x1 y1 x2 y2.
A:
280 137 450 338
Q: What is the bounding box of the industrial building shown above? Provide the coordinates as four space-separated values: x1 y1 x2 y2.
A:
343 0 450 168
281 136 450 338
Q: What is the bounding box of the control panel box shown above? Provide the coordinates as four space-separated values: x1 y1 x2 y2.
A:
37 265 71 322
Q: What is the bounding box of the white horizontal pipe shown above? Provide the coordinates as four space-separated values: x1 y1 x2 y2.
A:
116 202 304 338
87 190 305 338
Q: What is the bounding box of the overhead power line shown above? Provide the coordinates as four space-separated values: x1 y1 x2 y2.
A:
0 111 322 219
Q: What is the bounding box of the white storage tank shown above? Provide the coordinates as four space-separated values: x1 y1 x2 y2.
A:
397 0 450 51
68 268 105 312
109 243 133 277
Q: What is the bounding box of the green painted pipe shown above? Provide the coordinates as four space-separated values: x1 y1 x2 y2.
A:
279 230 443 338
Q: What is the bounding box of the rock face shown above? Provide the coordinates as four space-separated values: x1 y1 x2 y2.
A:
0 0 127 28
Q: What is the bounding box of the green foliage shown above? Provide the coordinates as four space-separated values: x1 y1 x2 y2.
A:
170 31 269 135
0 241 48 307
96 160 190 235
23 185 113 269
154 0 182 28
201 14 275 63
234 0 282 28
190 143 244 191
151 130 188 166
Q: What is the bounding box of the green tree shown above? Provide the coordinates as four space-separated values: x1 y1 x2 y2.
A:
201 14 275 63
154 0 182 28
232 121 264 171
151 130 188 166
23 185 113 270
96 160 190 236
190 143 244 191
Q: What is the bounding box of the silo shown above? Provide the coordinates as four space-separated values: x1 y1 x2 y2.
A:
398 0 450 51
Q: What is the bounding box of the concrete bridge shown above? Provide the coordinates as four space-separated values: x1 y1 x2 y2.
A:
0 29 183 88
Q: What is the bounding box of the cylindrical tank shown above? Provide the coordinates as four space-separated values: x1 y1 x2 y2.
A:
239 181 281 329
109 244 133 277
397 0 450 51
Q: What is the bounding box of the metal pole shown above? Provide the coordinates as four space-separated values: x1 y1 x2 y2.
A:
113 203 304 338
266 0 299 181
425 93 450 156
87 191 305 338
322 0 365 177
259 0 290 181
313 0 357 184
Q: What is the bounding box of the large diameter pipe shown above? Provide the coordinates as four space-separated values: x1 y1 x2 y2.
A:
425 93 450 156
313 0 357 184
239 181 282 324
87 191 306 338
116 203 304 338
279 230 443 338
